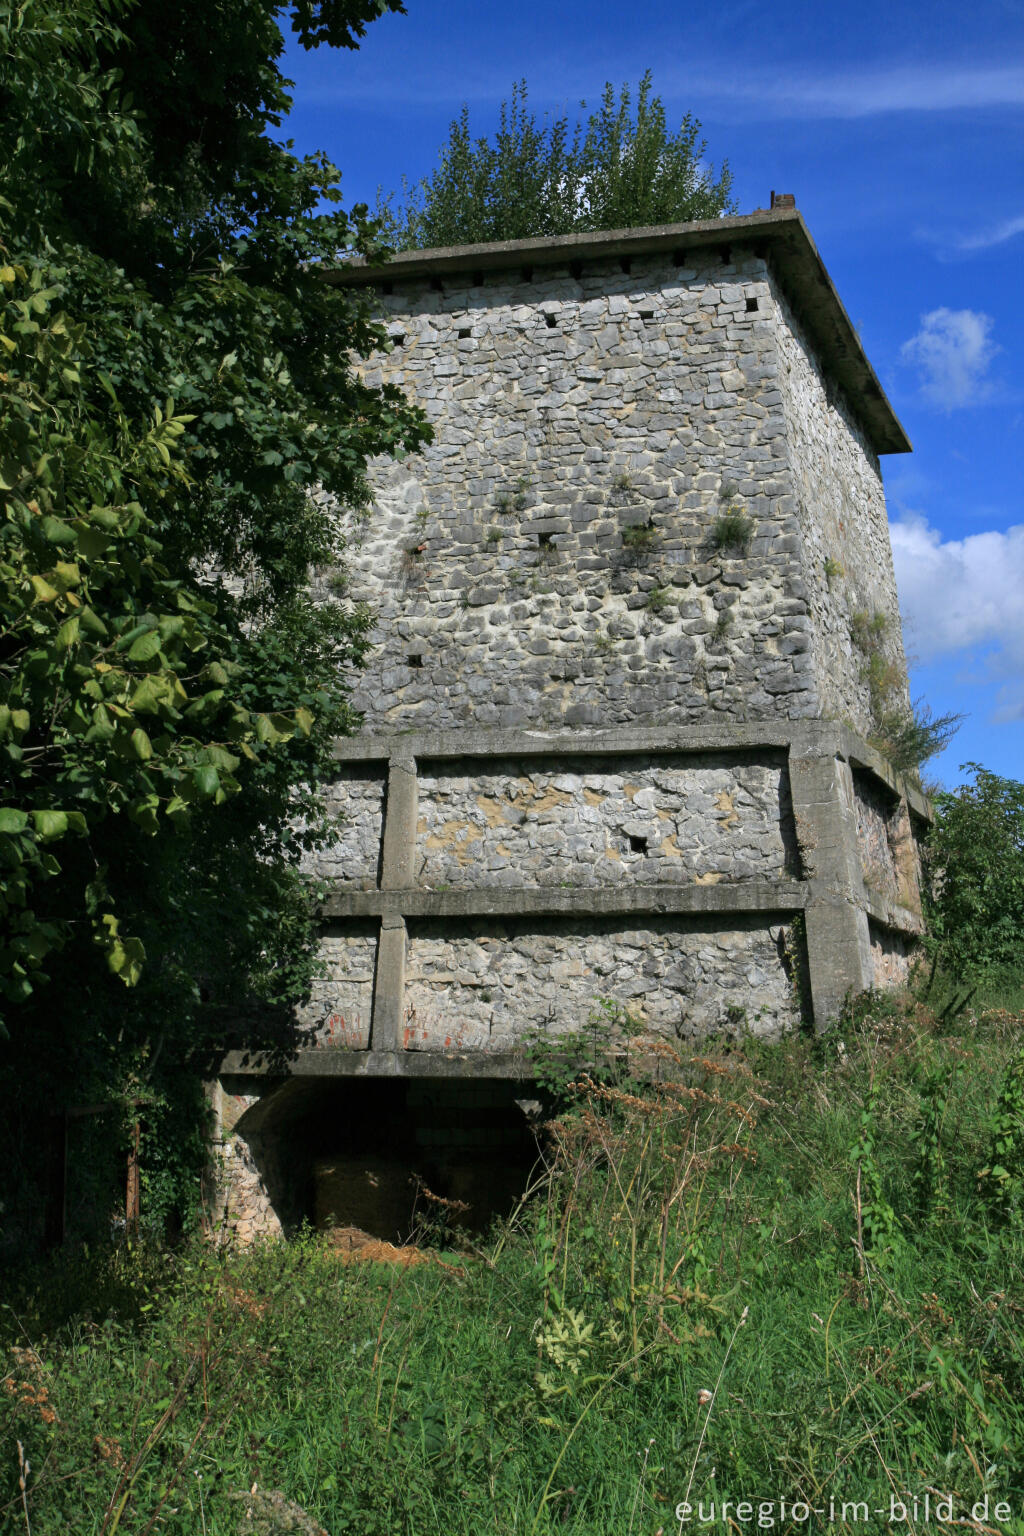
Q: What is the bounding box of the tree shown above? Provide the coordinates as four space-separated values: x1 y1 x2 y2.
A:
378 72 736 249
0 0 429 1240
923 765 1024 1012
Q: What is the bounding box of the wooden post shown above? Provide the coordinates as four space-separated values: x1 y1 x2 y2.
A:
126 1118 141 1231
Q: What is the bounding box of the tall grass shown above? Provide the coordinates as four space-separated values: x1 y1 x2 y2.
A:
3 993 1023 1534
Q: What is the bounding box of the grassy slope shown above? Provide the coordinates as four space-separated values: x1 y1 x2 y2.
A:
2 993 1023 1535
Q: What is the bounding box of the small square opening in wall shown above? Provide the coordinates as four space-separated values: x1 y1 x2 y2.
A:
407 654 424 669
544 313 557 329
745 296 759 313
458 328 472 339
430 276 443 292
381 280 394 296
628 834 649 855
639 310 655 322
538 531 555 549
619 257 632 274
390 333 406 348
471 269 484 286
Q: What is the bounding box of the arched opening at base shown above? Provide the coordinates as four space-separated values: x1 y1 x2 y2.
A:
218 1074 542 1245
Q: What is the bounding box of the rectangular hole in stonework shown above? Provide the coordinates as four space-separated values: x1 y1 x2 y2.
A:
408 654 424 668
458 328 472 339
628 834 649 855
639 310 654 322
569 260 583 280
544 313 557 329
381 281 394 296
717 244 732 265
672 248 687 265
746 296 758 313
521 266 534 283
390 333 406 348
472 269 484 286
430 276 443 292
619 257 632 274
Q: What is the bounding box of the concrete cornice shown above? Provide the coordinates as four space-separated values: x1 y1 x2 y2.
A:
324 209 910 456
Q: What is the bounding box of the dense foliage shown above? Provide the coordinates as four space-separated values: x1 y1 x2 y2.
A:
2 996 1022 1532
378 71 736 249
0 0 428 1240
924 765 1024 1008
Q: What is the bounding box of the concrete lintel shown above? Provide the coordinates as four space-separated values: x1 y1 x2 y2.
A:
322 881 808 923
862 891 926 937
369 914 406 1052
835 725 933 821
219 1049 530 1080
333 720 797 764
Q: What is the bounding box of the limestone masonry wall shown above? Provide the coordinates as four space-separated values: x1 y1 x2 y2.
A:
404 915 798 1049
315 246 823 731
414 751 794 888
772 280 908 737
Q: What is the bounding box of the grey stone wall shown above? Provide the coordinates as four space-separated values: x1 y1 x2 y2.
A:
404 914 798 1048
772 280 909 737
307 770 385 888
415 751 795 889
298 926 377 1048
314 247 827 732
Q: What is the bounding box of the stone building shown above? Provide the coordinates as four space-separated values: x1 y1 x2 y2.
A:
214 205 930 1242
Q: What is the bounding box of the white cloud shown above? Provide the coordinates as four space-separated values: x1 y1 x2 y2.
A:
300 59 1024 120
954 213 1024 252
899 308 999 410
891 513 1024 719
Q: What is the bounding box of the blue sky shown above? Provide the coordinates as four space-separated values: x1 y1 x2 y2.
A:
280 0 1023 787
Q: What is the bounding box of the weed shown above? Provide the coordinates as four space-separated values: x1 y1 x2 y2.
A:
485 527 503 544
850 608 888 654
644 585 670 614
326 571 348 596
621 522 656 552
612 470 633 494
593 631 616 654
824 555 844 586
710 508 753 555
870 700 963 774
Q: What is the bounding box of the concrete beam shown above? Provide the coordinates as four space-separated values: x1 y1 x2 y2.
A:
322 881 808 922
220 1049 530 1080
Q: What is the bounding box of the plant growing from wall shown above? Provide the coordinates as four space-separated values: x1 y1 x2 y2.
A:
644 586 671 615
824 555 844 587
710 508 753 556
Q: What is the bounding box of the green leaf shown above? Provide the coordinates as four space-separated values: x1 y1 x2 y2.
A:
41 515 76 544
130 727 153 760
127 630 162 662
32 809 68 839
0 809 29 834
193 764 220 799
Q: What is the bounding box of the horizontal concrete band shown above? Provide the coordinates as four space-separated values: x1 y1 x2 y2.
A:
321 882 807 921
220 1049 530 1080
330 718 931 823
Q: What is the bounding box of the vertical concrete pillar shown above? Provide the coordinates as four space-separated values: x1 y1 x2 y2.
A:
379 755 418 889
788 731 873 1030
370 916 407 1053
370 754 417 1052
